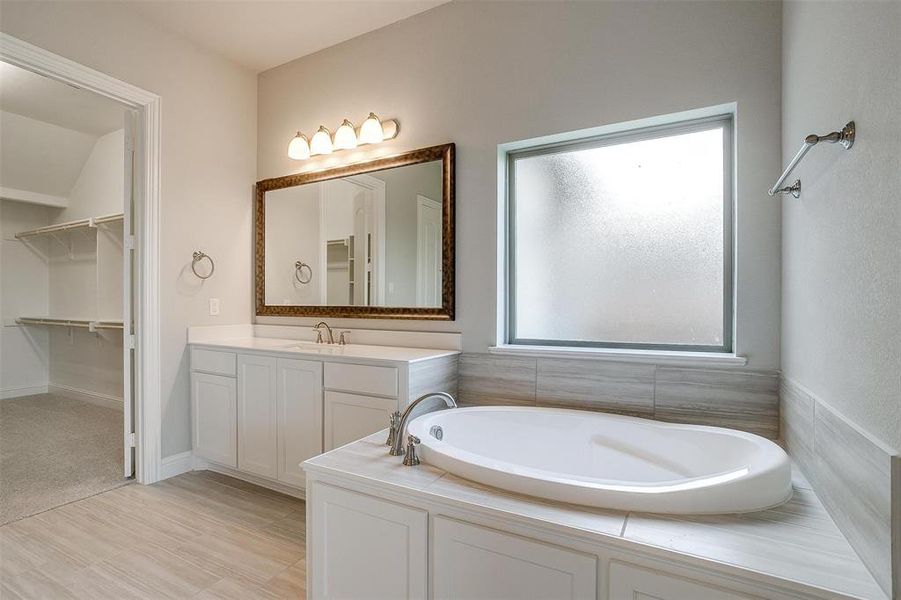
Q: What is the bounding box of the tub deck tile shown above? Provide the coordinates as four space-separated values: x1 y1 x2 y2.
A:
622 484 885 599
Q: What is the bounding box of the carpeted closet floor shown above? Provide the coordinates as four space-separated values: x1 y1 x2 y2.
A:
0 393 128 525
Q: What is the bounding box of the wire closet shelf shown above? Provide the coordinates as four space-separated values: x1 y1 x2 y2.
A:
15 317 124 332
14 213 124 239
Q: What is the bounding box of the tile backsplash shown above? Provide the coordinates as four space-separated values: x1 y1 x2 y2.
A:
781 377 899 598
537 359 655 418
458 353 779 439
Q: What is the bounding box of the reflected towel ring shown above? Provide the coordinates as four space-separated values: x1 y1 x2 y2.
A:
192 251 215 279
295 261 313 284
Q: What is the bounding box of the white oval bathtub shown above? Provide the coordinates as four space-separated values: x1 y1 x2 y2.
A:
407 406 792 514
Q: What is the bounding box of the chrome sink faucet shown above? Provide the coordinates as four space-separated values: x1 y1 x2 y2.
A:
313 321 334 344
388 392 457 460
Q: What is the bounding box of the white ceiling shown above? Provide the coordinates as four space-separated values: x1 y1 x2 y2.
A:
127 0 449 73
0 62 125 136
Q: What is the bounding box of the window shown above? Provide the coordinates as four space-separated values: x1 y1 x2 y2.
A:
506 114 733 352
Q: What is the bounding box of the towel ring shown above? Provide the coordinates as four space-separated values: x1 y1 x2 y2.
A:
192 251 215 279
295 261 313 284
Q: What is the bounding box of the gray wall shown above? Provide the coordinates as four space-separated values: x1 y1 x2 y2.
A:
257 1 783 369
378 161 442 306
781 1 901 453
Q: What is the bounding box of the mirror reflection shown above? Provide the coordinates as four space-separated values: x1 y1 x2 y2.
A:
264 160 443 307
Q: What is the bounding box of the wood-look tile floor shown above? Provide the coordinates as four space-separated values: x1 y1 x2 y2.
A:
0 471 306 599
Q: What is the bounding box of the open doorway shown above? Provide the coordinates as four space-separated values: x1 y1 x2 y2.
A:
0 60 137 523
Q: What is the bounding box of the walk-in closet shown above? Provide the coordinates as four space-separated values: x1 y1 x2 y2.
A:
0 61 132 524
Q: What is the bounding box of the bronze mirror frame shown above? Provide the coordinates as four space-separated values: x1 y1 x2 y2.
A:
255 143 455 320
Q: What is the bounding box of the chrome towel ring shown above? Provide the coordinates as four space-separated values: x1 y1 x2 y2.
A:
192 251 215 279
295 261 313 284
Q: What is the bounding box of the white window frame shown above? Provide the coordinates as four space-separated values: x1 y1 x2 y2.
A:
496 106 741 364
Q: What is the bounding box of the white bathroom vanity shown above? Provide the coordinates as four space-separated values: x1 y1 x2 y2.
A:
188 325 458 494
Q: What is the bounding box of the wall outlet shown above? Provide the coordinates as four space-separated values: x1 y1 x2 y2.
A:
209 298 220 316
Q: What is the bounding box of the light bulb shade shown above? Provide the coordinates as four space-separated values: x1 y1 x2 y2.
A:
333 119 357 150
287 132 310 160
310 126 333 155
359 112 384 145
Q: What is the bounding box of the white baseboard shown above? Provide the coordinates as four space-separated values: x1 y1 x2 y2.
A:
160 450 194 480
193 458 306 500
0 384 48 400
49 384 123 410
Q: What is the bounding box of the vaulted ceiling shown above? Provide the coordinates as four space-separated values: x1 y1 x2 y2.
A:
0 62 124 136
127 0 449 72
0 62 125 200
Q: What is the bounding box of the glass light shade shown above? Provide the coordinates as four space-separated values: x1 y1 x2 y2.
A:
310 126 333 155
359 112 384 145
333 119 357 150
287 132 310 160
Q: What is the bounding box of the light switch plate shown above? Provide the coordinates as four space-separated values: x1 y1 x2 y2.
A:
209 298 220 316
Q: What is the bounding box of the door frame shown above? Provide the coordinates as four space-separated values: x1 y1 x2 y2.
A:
318 174 387 305
1 33 163 484
347 174 386 305
416 194 441 306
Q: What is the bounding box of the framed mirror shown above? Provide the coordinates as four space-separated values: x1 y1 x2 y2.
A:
255 143 454 320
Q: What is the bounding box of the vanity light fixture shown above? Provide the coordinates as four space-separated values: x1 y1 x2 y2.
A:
333 119 358 150
310 126 334 155
287 113 400 160
287 131 311 160
359 112 385 145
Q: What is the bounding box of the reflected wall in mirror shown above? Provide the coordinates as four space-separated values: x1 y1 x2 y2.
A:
255 143 454 320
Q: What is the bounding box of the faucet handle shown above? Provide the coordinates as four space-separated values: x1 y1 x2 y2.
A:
313 327 324 344
402 435 421 467
338 331 351 345
385 411 401 447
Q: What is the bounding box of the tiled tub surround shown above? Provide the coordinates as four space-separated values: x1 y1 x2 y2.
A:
305 433 886 599
781 378 900 599
459 353 779 438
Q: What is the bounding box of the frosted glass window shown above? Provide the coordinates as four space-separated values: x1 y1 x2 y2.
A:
509 116 732 351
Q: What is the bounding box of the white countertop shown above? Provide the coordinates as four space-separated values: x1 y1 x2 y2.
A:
305 433 886 600
189 336 460 364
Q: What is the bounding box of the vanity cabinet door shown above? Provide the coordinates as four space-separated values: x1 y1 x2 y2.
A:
609 562 752 600
432 517 597 599
191 372 237 467
237 354 278 478
324 391 397 451
276 358 322 488
311 483 427 600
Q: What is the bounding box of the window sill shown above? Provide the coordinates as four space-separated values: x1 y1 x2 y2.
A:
489 344 748 367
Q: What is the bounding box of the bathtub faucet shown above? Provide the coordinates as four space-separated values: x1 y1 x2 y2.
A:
389 392 457 460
